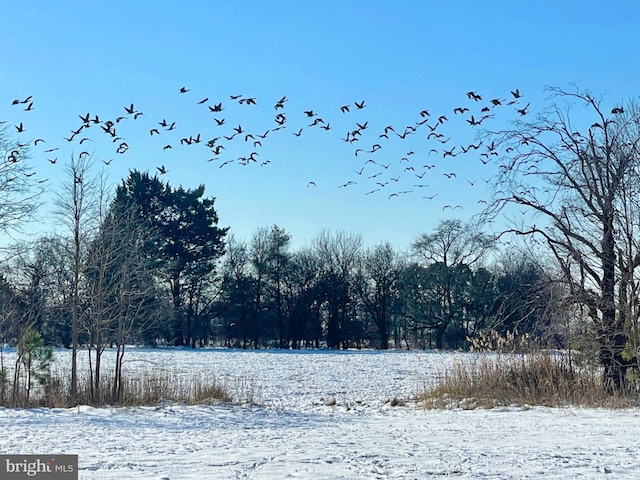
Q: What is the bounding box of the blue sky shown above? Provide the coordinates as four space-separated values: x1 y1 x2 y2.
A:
1 1 639 250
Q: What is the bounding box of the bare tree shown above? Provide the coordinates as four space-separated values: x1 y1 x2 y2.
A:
313 230 362 349
356 242 404 349
219 234 253 346
483 87 640 391
412 219 494 349
0 125 43 243
54 154 99 400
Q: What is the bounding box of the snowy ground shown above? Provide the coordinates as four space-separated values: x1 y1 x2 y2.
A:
1 348 640 479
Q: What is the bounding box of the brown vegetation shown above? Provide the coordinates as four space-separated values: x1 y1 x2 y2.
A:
418 351 639 409
1 368 231 408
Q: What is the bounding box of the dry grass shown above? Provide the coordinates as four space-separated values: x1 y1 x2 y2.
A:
418 351 639 409
1 368 232 408
115 371 232 406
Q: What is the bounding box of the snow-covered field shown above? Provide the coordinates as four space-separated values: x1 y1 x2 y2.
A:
2 348 640 479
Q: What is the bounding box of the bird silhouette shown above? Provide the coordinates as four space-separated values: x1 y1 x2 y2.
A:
179 86 190 93
157 165 168 174
338 181 356 188
355 100 366 109
274 96 287 109
442 147 457 158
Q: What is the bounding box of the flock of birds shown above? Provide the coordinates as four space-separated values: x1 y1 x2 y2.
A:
1 86 539 211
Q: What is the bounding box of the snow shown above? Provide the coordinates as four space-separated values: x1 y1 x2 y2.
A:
1 348 639 479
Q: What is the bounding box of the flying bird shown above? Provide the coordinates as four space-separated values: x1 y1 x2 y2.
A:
274 96 287 109
157 165 168 174
338 181 356 188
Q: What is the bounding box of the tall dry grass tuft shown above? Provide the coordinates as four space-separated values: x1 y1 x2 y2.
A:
1 367 232 408
419 351 638 409
115 371 232 406
419 330 640 409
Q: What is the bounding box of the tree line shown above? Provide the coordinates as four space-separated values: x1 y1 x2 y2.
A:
0 159 558 354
